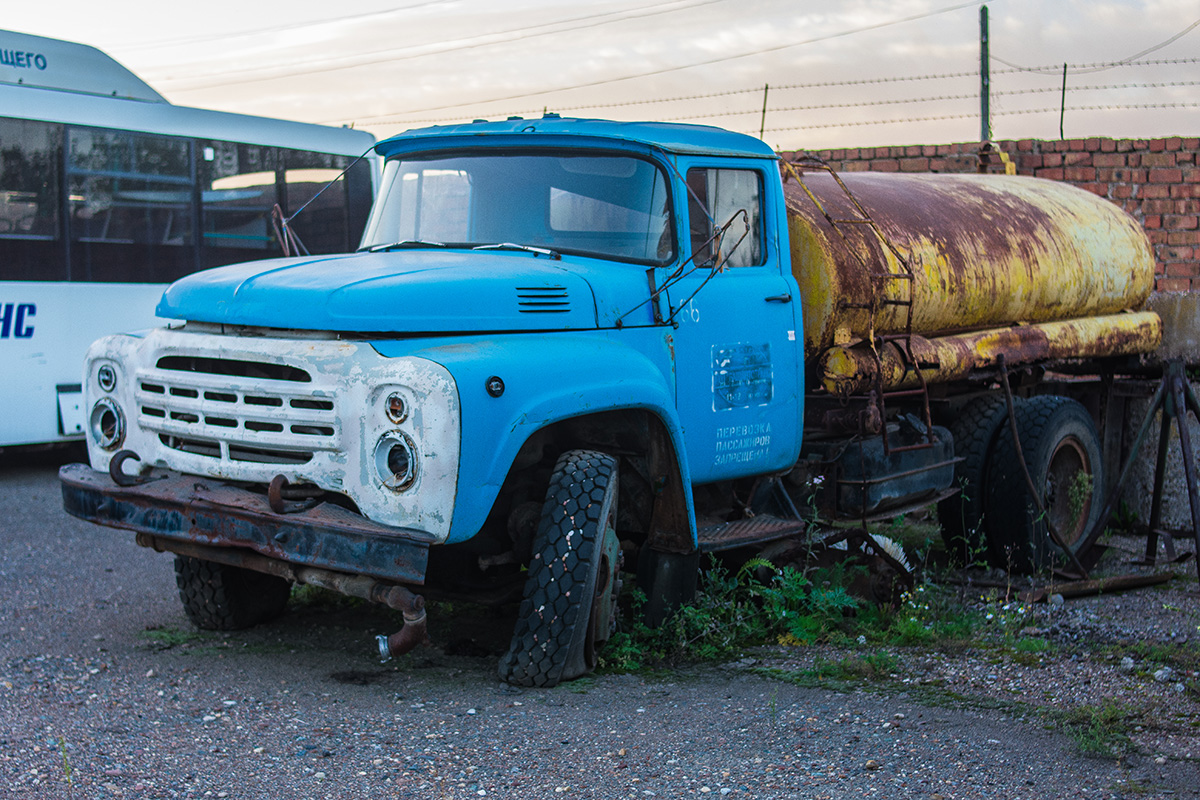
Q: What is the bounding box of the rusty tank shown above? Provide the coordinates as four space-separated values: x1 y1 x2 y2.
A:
783 170 1161 395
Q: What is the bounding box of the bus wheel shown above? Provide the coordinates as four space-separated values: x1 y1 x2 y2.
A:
986 396 1104 574
174 555 291 630
498 450 621 688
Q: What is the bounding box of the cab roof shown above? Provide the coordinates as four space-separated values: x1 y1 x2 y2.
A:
374 115 777 160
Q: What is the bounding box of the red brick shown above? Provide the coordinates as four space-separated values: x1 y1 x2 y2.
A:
900 158 929 171
1183 138 1200 150
1020 155 1045 170
1141 185 1171 200
872 159 900 172
1036 167 1065 180
1166 215 1200 230
1150 139 1167 152
1165 137 1183 151
1172 184 1200 199
1065 152 1092 166
1156 277 1191 291
1093 153 1126 168
1151 168 1184 183
1143 152 1178 167
1100 139 1117 153
1134 139 1150 150
1168 231 1200 245
1064 166 1096 181
1085 138 1101 151
1112 185 1134 199
928 158 947 172
841 162 870 172
1144 215 1163 229
1044 153 1064 167
1127 154 1142 167
1079 183 1108 196
1161 246 1195 261
904 146 920 157
1165 262 1198 277
1069 139 1088 152
1148 230 1169 244
1117 140 1134 152
1017 139 1035 151
922 145 937 157
1143 199 1176 213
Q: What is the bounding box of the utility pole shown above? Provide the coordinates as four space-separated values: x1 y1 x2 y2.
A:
980 4 991 142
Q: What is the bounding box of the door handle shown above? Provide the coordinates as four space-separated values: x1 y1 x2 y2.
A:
765 294 792 303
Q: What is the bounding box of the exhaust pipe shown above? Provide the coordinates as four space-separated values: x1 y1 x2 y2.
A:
375 608 428 662
135 536 430 662
371 583 428 662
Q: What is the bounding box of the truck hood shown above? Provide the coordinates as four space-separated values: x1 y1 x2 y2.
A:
156 251 599 332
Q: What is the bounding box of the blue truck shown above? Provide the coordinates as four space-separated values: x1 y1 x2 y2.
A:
61 116 1161 686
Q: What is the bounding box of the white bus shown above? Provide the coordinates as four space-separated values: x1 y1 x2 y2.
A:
0 29 376 447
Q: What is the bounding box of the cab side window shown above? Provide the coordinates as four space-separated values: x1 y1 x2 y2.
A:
686 168 762 268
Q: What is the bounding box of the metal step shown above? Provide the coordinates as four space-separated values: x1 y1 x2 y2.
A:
696 515 806 553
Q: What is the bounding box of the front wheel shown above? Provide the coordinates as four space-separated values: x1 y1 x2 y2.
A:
498 450 622 687
174 555 292 630
986 396 1104 573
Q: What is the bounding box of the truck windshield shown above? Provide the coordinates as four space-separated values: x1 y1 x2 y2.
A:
360 152 674 265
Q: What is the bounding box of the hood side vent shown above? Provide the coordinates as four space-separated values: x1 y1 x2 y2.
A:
517 285 571 314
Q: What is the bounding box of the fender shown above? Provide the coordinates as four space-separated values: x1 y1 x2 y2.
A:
376 329 697 545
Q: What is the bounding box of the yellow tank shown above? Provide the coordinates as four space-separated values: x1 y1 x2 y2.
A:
785 172 1157 361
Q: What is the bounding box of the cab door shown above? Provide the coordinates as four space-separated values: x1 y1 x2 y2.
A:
663 162 802 485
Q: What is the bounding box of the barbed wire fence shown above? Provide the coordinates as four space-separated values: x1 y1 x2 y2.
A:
361 56 1200 143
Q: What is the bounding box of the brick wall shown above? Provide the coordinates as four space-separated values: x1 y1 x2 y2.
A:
780 137 1200 293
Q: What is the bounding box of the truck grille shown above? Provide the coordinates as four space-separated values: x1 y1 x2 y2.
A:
135 355 339 465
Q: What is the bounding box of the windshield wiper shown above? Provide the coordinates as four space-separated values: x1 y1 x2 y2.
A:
472 242 561 260
361 239 447 253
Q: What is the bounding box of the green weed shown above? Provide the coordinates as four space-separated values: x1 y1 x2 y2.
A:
1054 701 1138 758
140 625 215 649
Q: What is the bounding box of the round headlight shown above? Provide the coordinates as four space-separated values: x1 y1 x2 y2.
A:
90 398 125 450
373 432 417 491
97 364 117 393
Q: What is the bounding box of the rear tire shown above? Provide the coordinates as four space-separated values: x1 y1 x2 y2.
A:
937 395 1020 565
985 396 1104 573
174 555 292 631
498 450 620 687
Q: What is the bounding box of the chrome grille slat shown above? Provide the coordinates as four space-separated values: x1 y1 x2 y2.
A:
135 361 340 463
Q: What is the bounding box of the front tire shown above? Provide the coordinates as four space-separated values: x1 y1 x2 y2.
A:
498 450 621 687
986 396 1104 573
174 555 292 631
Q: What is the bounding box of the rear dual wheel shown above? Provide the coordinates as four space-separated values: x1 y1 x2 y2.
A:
985 396 1104 573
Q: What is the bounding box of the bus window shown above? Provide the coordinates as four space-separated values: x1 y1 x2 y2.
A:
67 128 197 282
0 118 65 280
200 141 279 267
282 150 371 253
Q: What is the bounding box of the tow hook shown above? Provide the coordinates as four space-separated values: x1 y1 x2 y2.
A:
372 584 428 662
109 450 152 487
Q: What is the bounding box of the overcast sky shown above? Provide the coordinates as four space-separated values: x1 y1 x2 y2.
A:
6 0 1198 151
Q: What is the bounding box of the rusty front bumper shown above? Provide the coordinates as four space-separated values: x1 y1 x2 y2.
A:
59 463 433 586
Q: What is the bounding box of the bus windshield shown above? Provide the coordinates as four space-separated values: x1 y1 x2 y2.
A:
361 152 674 265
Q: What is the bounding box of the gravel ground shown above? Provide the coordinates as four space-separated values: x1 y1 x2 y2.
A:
2 452 1199 799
